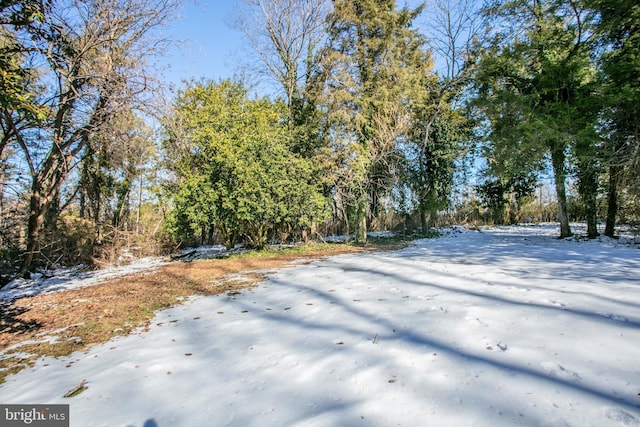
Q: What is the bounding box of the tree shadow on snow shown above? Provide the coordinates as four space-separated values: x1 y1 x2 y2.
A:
247 248 640 418
400 230 640 286
126 419 158 427
342 261 640 329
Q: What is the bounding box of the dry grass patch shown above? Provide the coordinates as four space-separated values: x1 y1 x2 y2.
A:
0 241 404 382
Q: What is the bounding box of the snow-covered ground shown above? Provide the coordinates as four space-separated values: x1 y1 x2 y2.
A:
1 224 639 427
0 245 237 302
0 256 170 302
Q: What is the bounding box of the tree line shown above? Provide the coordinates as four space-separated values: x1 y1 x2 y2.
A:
1 0 638 284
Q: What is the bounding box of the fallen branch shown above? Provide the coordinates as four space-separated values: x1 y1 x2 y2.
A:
63 379 88 398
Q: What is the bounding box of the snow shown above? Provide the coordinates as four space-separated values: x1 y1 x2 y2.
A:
1 224 639 427
322 231 396 243
0 256 170 302
0 245 237 302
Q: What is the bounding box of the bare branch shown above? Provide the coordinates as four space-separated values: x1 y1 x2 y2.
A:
0 0 180 275
234 0 329 107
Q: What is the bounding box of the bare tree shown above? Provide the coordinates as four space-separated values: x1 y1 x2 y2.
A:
416 0 486 120
233 0 329 113
0 0 178 278
424 0 484 82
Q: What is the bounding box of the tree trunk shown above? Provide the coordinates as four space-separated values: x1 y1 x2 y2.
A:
19 151 71 276
582 170 599 239
342 211 350 242
550 146 572 238
604 165 620 237
221 227 237 251
577 153 600 238
136 171 143 234
509 195 518 225
113 185 131 229
337 198 349 242
494 201 506 225
20 187 47 277
43 192 60 233
355 198 367 244
207 226 215 245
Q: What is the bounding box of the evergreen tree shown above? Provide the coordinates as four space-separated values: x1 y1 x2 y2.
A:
473 0 599 237
0 0 48 144
165 80 328 249
321 0 429 242
587 0 640 235
406 110 465 231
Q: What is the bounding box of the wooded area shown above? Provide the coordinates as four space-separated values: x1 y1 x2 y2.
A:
1 0 638 285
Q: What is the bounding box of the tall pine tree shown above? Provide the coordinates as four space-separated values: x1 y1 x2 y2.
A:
587 0 640 236
473 0 599 237
321 0 429 242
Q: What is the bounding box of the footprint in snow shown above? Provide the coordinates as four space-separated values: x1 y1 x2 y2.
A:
541 362 581 383
547 300 567 307
417 294 438 300
605 408 639 426
601 312 628 322
475 318 489 327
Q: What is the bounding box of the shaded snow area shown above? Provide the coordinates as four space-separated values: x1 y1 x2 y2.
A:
0 245 235 302
0 234 399 301
323 231 396 242
0 257 170 302
1 224 639 427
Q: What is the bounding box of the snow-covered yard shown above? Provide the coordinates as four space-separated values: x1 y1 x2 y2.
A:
0 224 639 427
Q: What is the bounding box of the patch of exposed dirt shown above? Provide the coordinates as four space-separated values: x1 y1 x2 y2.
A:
0 242 400 382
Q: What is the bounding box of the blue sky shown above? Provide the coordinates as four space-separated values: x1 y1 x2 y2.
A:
158 0 429 92
160 1 245 89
